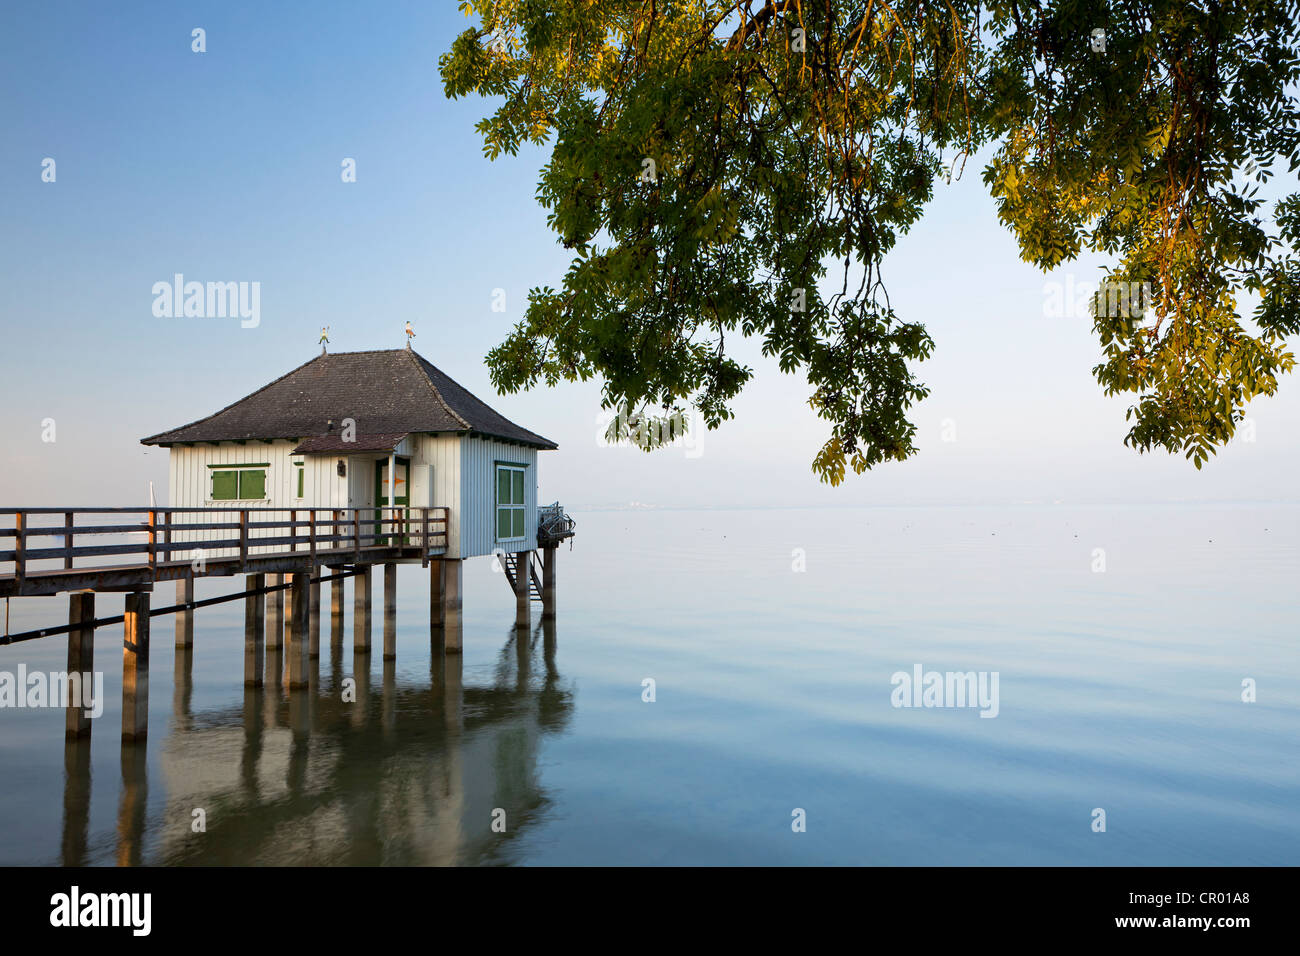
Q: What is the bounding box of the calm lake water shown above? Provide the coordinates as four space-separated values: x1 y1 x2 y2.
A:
1 504 1297 865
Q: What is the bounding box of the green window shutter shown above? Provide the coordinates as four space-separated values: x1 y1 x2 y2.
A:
512 470 524 505
297 467 305 497
212 471 238 500
497 468 511 504
512 508 525 538
497 508 512 539
239 469 266 499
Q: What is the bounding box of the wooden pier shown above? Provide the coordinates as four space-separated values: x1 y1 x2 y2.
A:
0 504 570 747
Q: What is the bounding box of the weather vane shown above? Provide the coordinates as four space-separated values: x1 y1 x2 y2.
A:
405 320 416 348
319 325 330 353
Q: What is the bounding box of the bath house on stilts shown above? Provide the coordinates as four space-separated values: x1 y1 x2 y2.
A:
136 342 576 658
0 342 574 746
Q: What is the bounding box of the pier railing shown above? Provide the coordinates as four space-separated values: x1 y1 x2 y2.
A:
0 506 448 586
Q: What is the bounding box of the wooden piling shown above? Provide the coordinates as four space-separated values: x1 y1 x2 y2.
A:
266 573 284 648
441 559 462 653
514 551 530 628
331 573 345 647
309 576 321 658
244 573 265 687
430 559 446 632
383 562 397 660
541 546 556 621
175 576 194 647
354 565 372 652
121 592 150 743
65 592 94 740
286 572 310 689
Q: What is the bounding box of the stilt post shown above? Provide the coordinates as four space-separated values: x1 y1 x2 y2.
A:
430 559 446 632
121 591 151 742
514 551 531 628
266 573 284 648
244 573 265 687
308 575 321 658
65 592 95 739
354 565 372 652
541 545 556 621
383 562 397 660
442 559 462 653
175 576 194 647
286 571 310 689
331 571 345 646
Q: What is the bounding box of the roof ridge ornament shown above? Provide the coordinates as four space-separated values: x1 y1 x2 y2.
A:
405 320 415 349
319 325 330 354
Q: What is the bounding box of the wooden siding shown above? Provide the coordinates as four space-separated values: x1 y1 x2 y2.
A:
167 441 347 557
413 434 463 558
167 439 411 558
459 437 538 559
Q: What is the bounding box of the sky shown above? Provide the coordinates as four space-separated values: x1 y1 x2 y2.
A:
1 1 1297 510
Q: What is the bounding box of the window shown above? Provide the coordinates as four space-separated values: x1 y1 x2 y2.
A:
294 462 305 498
495 464 526 540
209 465 268 501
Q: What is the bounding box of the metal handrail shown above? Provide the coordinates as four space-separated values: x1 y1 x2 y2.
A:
537 502 576 543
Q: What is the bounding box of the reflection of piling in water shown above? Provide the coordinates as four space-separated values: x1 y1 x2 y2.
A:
352 652 371 728
61 736 92 866
134 628 570 865
173 643 193 732
329 628 345 689
382 657 397 736
443 649 463 735
47 561 570 864
537 620 569 733
287 692 310 794
115 743 147 867
515 625 531 693
265 645 283 727
241 686 262 799
542 619 557 675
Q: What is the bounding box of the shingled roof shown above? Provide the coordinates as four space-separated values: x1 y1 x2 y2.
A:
140 348 557 449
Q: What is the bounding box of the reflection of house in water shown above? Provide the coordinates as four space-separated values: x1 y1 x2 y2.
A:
71 623 572 866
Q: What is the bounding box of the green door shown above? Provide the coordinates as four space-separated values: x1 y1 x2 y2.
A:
373 457 410 545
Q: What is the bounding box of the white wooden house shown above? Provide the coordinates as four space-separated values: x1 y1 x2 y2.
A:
141 346 564 561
